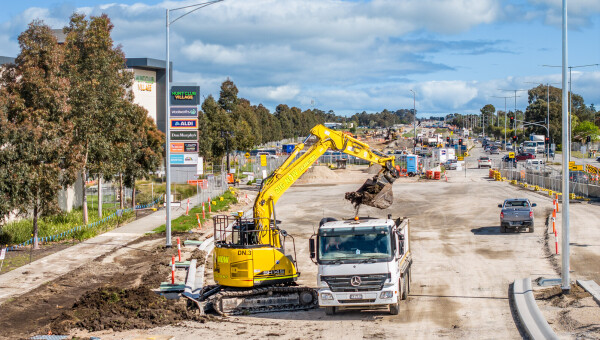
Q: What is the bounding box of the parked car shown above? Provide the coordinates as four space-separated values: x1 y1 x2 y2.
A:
498 198 536 233
445 159 458 170
478 156 492 168
515 153 535 161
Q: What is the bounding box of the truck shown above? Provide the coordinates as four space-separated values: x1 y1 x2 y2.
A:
498 198 537 233
309 215 412 315
530 134 545 154
431 148 456 166
523 141 537 154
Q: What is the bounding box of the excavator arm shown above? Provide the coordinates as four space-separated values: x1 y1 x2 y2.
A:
254 124 399 246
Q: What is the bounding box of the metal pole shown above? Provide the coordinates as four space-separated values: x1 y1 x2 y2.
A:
165 9 172 247
561 0 570 293
504 98 507 150
569 67 572 160
547 84 550 162
410 90 416 154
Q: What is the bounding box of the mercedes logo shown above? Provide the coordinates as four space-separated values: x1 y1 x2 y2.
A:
350 276 362 287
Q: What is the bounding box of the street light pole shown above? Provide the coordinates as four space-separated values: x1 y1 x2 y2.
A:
560 0 570 293
410 90 416 154
165 0 224 248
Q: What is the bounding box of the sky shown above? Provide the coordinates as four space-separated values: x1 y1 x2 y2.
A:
0 0 599 117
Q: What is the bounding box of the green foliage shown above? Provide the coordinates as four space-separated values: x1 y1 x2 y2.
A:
573 121 599 142
153 190 237 233
0 207 133 245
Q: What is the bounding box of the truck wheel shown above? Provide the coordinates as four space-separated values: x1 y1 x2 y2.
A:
529 225 534 233
500 224 506 233
389 300 400 315
325 307 336 315
401 277 408 300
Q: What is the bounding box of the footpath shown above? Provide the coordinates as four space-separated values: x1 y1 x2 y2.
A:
0 195 203 306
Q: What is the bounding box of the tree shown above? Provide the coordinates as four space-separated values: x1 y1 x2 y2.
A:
63 13 134 222
572 121 599 143
480 104 495 127
218 78 239 113
0 21 81 248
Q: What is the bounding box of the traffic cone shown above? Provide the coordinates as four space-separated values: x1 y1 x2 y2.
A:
185 199 190 216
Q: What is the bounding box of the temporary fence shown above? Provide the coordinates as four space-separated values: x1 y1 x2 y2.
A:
4 197 162 252
492 161 600 199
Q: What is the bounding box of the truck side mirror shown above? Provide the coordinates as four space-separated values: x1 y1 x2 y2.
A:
498 204 502 208
532 203 537 207
309 237 316 259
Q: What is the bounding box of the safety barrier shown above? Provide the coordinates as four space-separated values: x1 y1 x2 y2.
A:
4 197 162 252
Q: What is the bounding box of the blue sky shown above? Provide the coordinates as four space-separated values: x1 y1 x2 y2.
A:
0 0 599 117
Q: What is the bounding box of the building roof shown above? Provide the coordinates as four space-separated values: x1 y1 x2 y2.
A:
0 56 15 66
51 29 66 44
125 58 172 71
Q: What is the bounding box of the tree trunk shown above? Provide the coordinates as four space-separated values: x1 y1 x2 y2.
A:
97 174 102 218
119 173 124 209
32 200 39 250
131 178 136 209
82 170 88 225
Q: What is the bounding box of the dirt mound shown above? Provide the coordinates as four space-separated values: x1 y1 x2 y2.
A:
365 164 382 174
534 284 591 308
189 249 208 266
296 166 340 184
51 286 209 333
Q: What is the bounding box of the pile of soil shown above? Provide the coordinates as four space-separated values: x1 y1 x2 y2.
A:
189 249 208 266
296 165 340 184
51 286 208 333
534 284 591 308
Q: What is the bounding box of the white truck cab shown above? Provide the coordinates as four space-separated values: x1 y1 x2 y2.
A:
309 216 412 315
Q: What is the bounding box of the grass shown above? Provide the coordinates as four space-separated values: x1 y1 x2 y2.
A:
0 207 134 246
152 190 238 234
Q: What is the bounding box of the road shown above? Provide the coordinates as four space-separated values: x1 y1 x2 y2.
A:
89 147 559 339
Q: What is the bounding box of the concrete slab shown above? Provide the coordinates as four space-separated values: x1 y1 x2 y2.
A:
577 279 600 307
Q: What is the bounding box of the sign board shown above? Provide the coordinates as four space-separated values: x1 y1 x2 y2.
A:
170 85 200 106
0 248 5 260
170 119 198 129
569 161 575 166
170 142 198 153
170 130 198 141
260 155 267 167
170 153 198 165
570 165 583 171
509 152 515 159
245 152 250 159
170 106 198 117
457 156 464 161
551 143 556 151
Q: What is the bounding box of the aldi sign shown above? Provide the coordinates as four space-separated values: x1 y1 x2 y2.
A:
170 119 198 129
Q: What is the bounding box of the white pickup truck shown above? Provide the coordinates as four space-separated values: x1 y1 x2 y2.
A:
309 216 412 315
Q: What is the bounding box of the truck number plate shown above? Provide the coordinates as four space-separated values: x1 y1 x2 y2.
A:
350 294 363 299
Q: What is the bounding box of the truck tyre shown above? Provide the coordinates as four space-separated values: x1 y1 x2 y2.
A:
529 225 534 233
401 277 408 300
325 307 336 315
500 224 506 233
389 299 400 315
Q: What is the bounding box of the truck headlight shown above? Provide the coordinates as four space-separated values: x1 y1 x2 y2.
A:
321 293 334 300
379 291 394 299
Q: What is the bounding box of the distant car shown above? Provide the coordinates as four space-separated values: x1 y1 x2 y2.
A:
484 145 491 152
445 159 458 170
515 153 535 161
489 147 500 155
502 155 517 164
597 156 600 163
478 156 492 168
506 143 513 151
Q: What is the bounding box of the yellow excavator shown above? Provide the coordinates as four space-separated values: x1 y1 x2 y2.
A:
206 124 399 315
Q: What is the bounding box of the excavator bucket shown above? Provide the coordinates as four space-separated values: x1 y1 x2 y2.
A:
345 176 394 209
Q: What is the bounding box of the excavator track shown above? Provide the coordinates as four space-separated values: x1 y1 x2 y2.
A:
207 286 318 316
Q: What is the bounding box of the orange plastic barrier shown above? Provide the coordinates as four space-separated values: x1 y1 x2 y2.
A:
426 170 433 179
433 171 441 180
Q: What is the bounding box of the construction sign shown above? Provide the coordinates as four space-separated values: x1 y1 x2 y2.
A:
260 155 267 167
509 152 515 159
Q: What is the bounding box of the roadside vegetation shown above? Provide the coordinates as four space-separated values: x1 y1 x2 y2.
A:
153 190 238 233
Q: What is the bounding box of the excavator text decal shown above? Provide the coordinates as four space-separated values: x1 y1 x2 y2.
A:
272 153 319 195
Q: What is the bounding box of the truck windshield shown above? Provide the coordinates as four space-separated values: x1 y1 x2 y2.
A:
524 142 536 147
318 232 392 262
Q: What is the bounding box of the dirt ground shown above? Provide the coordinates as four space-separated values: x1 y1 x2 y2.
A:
2 148 600 339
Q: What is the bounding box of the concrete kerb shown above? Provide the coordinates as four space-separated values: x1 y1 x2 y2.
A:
512 277 559 340
577 280 600 307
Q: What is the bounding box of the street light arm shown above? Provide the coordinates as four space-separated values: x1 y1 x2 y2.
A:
169 0 224 25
